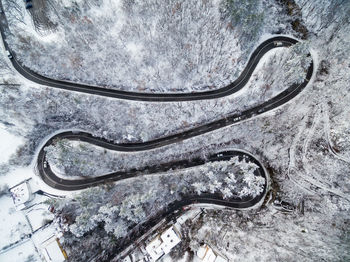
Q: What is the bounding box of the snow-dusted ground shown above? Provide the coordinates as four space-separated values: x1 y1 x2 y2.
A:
0 129 37 260
0 126 65 261
26 204 54 231
0 127 23 164
0 239 40 262
0 195 31 249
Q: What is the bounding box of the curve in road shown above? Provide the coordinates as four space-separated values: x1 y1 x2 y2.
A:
1 0 313 209
1 4 307 102
104 150 268 260
34 45 313 190
39 133 267 196
98 150 268 261
1 4 315 259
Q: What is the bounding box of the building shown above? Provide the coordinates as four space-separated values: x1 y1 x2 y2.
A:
145 226 181 261
197 244 227 262
9 180 33 209
41 237 67 262
146 235 163 261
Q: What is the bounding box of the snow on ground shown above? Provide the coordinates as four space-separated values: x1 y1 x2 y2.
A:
0 123 34 191
0 123 37 257
26 204 54 232
0 125 66 260
0 137 78 196
0 166 65 261
2 166 33 188
0 127 23 164
0 0 349 261
0 239 40 262
0 195 31 249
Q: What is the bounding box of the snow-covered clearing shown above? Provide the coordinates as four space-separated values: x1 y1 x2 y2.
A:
0 195 31 249
0 126 64 261
0 239 40 262
0 127 23 164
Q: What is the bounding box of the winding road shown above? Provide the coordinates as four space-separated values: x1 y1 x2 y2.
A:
0 3 316 260
0 2 309 102
1 0 313 214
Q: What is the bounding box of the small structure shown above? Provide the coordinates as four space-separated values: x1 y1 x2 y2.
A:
145 226 181 261
146 235 163 261
197 244 227 262
41 237 67 262
9 180 33 209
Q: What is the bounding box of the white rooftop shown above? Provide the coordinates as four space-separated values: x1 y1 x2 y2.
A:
160 226 181 254
197 245 216 262
215 255 228 262
0 239 40 262
41 237 66 262
10 181 31 206
145 235 164 261
121 255 132 262
145 226 181 261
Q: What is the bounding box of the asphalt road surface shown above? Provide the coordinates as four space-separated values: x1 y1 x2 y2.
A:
0 2 310 102
0 3 315 260
0 0 313 197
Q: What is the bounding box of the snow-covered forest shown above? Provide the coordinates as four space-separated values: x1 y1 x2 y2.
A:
48 156 265 261
0 0 349 261
1 43 309 170
4 0 292 92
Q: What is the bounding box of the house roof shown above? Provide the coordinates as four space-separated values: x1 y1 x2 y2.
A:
145 235 164 261
10 181 31 206
42 238 66 262
145 226 181 261
215 255 228 262
160 226 181 254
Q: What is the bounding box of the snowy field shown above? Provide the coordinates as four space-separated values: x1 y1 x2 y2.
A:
0 239 40 262
0 127 61 261
0 127 24 179
0 128 37 260
0 195 31 249
0 128 23 164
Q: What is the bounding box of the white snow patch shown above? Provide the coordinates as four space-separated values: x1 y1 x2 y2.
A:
0 239 40 262
1 167 33 188
0 127 23 163
0 195 31 249
26 204 54 232
126 42 144 63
